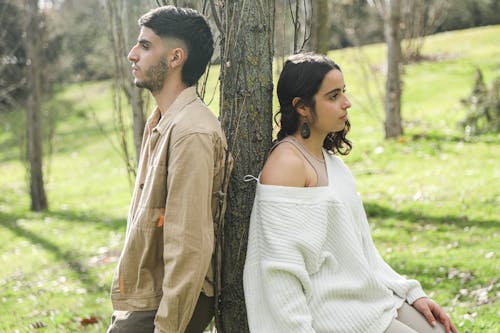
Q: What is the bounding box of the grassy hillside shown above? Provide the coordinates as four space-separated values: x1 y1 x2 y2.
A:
0 25 499 332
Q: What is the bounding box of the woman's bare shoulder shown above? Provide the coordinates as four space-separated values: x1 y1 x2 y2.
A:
260 142 307 187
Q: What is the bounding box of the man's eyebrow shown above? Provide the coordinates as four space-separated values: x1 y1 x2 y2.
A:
138 39 151 45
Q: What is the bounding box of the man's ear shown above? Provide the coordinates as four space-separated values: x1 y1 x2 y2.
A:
292 97 309 117
169 47 186 69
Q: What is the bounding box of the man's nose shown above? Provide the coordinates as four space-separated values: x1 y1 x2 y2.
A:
128 45 138 63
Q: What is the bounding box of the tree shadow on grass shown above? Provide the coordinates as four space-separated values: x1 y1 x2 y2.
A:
0 189 127 231
0 210 110 294
0 96 117 163
409 130 500 145
46 209 127 231
364 202 500 230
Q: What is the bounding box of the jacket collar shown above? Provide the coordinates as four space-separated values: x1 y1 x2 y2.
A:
150 86 199 135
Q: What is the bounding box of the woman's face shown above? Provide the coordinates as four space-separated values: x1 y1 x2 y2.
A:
308 69 351 135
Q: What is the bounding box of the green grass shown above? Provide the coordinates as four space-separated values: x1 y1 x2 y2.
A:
1 25 499 332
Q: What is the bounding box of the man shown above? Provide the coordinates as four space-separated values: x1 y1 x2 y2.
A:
108 6 230 333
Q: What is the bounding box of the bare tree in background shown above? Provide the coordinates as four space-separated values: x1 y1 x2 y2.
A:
0 1 26 111
157 0 202 9
23 0 47 211
209 0 275 331
105 0 147 179
369 0 403 138
384 0 403 138
308 0 329 54
401 0 450 61
290 0 313 53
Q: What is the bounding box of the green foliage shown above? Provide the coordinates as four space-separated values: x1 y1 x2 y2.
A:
439 0 500 32
0 0 27 110
50 0 113 82
459 68 500 138
319 0 500 51
0 26 499 332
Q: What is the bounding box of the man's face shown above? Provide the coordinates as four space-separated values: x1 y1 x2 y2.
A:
128 27 169 93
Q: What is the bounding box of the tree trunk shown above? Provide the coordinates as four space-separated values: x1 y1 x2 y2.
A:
384 0 403 138
310 0 329 54
129 88 145 160
106 0 145 169
24 0 48 211
218 1 274 332
122 0 146 163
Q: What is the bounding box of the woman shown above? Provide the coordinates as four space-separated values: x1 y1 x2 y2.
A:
243 53 457 333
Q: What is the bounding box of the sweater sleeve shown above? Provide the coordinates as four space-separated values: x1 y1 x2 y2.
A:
357 198 427 304
244 199 328 333
373 250 427 304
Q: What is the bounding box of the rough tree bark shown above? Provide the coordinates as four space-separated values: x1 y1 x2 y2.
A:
384 0 403 138
216 0 275 332
24 0 48 211
309 0 329 54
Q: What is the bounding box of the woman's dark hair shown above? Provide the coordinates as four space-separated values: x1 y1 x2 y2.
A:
276 53 352 155
139 6 214 87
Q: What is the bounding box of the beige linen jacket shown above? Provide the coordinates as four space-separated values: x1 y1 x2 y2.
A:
110 86 231 333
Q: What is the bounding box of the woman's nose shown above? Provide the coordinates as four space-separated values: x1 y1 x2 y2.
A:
344 96 352 109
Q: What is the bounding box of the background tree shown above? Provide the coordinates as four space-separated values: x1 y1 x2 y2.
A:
438 0 500 32
105 0 147 176
369 0 403 138
211 0 275 332
308 0 329 54
274 0 297 72
459 69 500 137
384 0 403 138
401 0 450 61
51 0 114 82
0 0 27 111
23 0 48 211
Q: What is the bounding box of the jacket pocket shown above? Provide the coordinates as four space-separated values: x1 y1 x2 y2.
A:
141 164 168 210
119 212 164 297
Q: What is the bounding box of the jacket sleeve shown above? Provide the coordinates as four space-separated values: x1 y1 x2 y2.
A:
244 200 325 333
154 132 215 333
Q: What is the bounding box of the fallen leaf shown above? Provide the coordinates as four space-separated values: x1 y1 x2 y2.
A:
30 321 47 329
80 316 98 326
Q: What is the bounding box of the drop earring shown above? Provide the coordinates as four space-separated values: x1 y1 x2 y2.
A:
300 122 311 139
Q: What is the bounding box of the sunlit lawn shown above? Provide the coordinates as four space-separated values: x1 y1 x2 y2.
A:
0 25 499 332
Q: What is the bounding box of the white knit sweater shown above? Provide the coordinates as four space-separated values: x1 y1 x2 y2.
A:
243 152 427 333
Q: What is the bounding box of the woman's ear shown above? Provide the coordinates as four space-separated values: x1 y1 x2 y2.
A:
292 97 309 117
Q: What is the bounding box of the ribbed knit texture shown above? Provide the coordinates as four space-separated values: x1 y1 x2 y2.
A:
243 152 427 333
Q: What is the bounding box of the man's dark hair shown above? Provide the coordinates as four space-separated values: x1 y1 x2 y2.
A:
139 6 214 86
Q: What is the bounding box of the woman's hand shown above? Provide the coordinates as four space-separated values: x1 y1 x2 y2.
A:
413 297 458 333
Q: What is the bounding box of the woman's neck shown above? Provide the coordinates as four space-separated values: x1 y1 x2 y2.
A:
291 132 325 161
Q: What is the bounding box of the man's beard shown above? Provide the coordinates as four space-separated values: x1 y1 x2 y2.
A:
135 56 169 93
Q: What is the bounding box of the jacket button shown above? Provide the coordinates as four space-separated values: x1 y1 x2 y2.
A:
139 183 144 189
